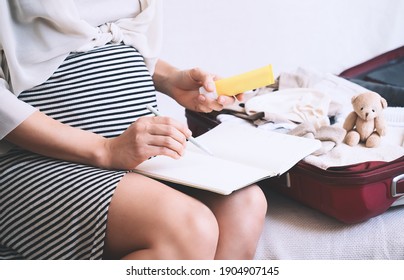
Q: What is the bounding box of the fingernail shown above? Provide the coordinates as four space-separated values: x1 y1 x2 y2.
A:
207 82 215 91
218 96 225 104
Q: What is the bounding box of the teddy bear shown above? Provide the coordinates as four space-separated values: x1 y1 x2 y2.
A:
343 91 387 148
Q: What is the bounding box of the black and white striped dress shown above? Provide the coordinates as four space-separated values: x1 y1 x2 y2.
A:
0 43 157 259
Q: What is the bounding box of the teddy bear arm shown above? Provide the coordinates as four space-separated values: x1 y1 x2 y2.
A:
374 116 387 136
343 112 357 131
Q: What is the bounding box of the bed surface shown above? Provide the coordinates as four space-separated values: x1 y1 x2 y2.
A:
255 189 404 260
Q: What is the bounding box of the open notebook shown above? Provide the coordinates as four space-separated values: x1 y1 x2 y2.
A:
134 123 321 195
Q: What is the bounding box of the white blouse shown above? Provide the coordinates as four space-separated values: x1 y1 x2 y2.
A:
0 0 162 153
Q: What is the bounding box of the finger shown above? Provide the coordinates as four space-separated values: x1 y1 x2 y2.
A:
217 93 244 105
189 68 217 92
147 134 187 158
236 93 245 101
145 144 183 160
138 119 188 158
217 96 235 106
147 130 187 151
149 116 192 140
197 94 223 112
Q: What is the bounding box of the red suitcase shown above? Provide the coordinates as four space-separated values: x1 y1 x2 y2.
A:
186 110 404 224
265 157 404 224
185 46 404 224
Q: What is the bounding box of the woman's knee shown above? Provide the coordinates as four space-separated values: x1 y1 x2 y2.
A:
238 185 268 219
229 185 267 259
163 200 219 259
230 185 268 243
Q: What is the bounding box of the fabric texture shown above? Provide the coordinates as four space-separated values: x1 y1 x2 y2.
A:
244 88 332 129
254 189 404 260
0 44 156 259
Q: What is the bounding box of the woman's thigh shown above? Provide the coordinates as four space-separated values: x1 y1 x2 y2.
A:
103 172 219 259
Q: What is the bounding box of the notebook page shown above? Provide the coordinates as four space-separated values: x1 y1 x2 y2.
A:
134 150 271 195
193 122 321 175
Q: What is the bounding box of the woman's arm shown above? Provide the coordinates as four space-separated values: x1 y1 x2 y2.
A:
5 110 191 170
5 110 109 167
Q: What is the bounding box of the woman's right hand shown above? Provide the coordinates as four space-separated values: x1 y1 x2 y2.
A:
103 115 192 170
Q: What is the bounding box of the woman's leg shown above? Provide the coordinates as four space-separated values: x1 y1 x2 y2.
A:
103 173 219 260
184 184 268 260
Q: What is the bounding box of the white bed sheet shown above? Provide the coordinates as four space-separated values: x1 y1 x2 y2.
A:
254 189 404 260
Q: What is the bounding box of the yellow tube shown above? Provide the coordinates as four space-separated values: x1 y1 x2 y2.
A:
214 64 274 96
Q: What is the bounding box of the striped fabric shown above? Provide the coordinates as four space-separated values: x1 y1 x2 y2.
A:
19 43 157 138
0 44 157 259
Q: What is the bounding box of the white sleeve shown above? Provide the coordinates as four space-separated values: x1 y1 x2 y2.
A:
0 52 37 140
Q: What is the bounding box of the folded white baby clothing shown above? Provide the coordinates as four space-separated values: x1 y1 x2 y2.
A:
287 122 347 156
278 67 367 120
244 88 331 129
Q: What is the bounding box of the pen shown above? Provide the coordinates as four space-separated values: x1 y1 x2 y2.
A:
146 105 214 156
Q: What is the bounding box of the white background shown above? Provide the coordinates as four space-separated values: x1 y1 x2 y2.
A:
158 0 404 122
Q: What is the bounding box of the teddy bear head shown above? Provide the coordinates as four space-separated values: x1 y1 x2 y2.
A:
351 91 387 121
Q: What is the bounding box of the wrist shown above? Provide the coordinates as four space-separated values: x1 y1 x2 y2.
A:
153 59 180 97
92 136 114 170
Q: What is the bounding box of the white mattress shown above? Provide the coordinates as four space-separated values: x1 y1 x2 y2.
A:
254 189 404 260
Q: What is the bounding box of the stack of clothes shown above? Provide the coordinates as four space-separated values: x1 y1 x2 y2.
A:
218 68 404 169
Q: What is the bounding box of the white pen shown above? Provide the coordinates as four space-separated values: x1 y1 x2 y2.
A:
146 105 214 156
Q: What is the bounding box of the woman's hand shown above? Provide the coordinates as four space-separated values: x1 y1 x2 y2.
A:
153 60 243 113
104 116 192 170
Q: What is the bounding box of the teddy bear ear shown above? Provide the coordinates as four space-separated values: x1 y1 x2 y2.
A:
380 97 388 109
351 95 358 103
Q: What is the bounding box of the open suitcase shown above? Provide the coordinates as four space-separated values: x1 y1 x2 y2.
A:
185 46 404 224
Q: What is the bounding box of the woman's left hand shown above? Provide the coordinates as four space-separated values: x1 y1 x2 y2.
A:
153 60 242 113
